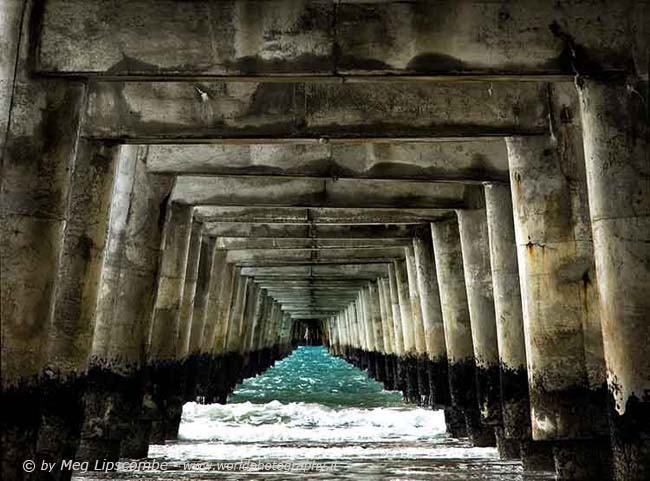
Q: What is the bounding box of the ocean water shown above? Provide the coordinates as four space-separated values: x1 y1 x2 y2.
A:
74 346 555 480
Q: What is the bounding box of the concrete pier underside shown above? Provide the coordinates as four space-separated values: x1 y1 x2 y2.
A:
1 1 648 480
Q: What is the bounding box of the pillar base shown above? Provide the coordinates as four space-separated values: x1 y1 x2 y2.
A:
495 427 520 460
609 396 650 481
120 419 152 459
521 440 555 472
77 367 142 464
465 407 496 447
35 377 86 481
552 439 613 480
444 406 467 438
1 386 40 481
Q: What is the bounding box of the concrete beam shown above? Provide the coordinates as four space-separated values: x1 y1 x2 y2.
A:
38 0 646 78
172 176 466 209
144 141 508 183
214 237 409 249
240 264 389 278
82 81 548 140
226 247 404 265
195 206 446 224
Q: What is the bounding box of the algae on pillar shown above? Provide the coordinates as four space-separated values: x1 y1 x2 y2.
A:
431 217 494 446
577 78 650 481
457 195 503 431
77 146 173 463
1 2 88 473
506 82 611 479
483 182 550 467
412 229 451 409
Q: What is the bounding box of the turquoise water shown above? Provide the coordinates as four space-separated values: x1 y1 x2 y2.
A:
75 347 555 480
229 346 403 407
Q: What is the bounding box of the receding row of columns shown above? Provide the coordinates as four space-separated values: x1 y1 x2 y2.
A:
326 80 649 480
1 14 647 480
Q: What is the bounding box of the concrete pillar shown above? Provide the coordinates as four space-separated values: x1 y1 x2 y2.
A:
1 3 87 474
431 217 494 446
388 263 407 396
214 263 236 356
405 245 431 404
388 264 405 356
378 277 397 388
181 235 216 401
405 247 427 356
368 282 385 382
506 82 611 479
577 78 650 481
34 142 120 478
484 182 544 464
413 230 451 408
187 236 216 356
225 271 247 354
457 200 502 428
147 202 193 444
371 284 385 353
148 203 194 364
77 146 173 462
394 260 416 355
176 222 203 360
394 259 419 402
200 250 228 356
378 278 395 355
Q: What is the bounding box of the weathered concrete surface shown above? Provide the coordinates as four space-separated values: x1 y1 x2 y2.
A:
241 264 389 279
176 222 203 359
404 246 426 357
77 146 173 463
205 223 420 239
578 79 650 481
412 230 450 407
195 206 447 224
148 204 194 363
38 0 647 77
173 176 467 209
187 236 216 356
144 141 508 182
82 81 548 140
226 247 404 266
507 83 612 478
457 203 502 427
506 132 609 442
215 237 409 250
1 3 90 472
35 142 120 477
431 217 494 447
484 183 540 463
200 249 228 355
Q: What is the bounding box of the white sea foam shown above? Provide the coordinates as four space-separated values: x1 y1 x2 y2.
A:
175 400 446 444
150 400 498 463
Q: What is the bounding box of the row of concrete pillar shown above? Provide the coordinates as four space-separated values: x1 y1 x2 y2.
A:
2 144 295 481
326 80 649 480
2 3 648 480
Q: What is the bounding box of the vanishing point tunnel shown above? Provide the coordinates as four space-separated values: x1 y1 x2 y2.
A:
1 1 649 480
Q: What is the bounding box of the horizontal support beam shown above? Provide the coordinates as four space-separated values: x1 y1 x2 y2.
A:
144 140 508 182
172 176 466 208
226 247 404 264
195 206 446 224
215 238 408 250
205 223 423 239
39 0 644 78
240 264 389 277
83 81 548 140
254 280 369 287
